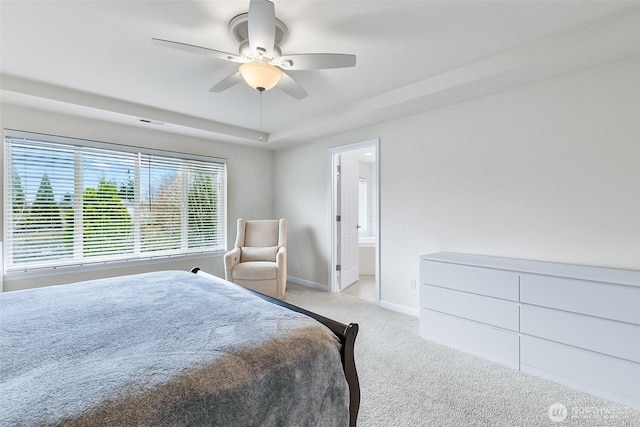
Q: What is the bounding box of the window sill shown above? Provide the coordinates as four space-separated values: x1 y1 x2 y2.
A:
4 251 224 281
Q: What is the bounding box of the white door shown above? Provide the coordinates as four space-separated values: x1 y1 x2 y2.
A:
339 154 360 289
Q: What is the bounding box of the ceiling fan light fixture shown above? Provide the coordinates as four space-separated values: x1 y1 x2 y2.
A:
239 62 283 91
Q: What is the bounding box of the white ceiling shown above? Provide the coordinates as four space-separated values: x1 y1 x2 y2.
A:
1 1 638 149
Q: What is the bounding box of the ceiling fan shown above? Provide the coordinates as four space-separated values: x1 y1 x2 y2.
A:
152 0 356 99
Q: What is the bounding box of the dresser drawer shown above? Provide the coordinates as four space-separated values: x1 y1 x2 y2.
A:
520 274 640 324
420 308 520 369
521 335 640 405
521 305 640 363
420 260 519 301
420 284 519 331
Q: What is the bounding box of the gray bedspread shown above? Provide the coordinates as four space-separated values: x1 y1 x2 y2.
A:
0 271 349 426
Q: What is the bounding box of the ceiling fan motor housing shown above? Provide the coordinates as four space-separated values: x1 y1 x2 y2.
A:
229 12 289 59
238 39 282 61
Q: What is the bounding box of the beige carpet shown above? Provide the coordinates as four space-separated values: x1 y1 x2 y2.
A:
283 282 640 427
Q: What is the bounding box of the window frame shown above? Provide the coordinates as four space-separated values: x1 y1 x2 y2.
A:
3 129 227 274
358 177 368 234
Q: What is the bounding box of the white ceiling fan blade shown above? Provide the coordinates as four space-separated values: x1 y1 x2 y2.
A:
152 38 245 63
278 72 308 99
278 53 356 70
248 0 276 57
209 72 244 92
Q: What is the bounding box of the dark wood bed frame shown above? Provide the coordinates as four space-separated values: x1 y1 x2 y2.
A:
191 267 360 426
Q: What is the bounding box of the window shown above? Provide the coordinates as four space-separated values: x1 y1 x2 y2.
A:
4 131 226 272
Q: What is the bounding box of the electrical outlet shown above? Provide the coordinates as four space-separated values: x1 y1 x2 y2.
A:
410 279 417 289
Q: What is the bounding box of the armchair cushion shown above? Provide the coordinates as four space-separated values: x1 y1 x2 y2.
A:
240 246 279 263
233 262 278 280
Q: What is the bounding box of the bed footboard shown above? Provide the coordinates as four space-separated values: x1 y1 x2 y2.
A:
191 267 360 427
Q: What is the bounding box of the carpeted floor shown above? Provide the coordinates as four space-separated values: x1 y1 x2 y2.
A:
283 282 640 427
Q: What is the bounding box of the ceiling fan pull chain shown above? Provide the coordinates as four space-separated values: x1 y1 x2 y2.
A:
259 90 263 142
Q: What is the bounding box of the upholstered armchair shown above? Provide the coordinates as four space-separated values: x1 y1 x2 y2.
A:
224 218 287 299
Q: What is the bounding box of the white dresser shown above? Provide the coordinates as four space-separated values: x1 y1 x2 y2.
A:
419 252 640 409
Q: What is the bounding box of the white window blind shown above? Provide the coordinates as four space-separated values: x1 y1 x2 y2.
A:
4 131 226 272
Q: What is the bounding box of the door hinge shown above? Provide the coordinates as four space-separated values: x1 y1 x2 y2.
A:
336 264 341 271
336 215 341 222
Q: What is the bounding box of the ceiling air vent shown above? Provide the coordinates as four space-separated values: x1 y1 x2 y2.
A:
139 118 164 125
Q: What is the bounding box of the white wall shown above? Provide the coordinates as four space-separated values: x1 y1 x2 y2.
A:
0 104 275 291
274 57 640 312
274 141 331 286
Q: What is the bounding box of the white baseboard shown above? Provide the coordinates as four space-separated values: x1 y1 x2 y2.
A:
288 276 329 292
380 299 419 317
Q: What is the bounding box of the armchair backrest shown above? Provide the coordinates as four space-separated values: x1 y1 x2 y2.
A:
234 218 287 249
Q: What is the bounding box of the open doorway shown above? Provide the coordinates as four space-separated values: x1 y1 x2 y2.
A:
329 139 379 304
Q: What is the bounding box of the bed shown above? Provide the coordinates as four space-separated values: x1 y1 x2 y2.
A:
0 268 360 426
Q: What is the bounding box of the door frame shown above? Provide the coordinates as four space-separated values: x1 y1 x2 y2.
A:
328 138 380 302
